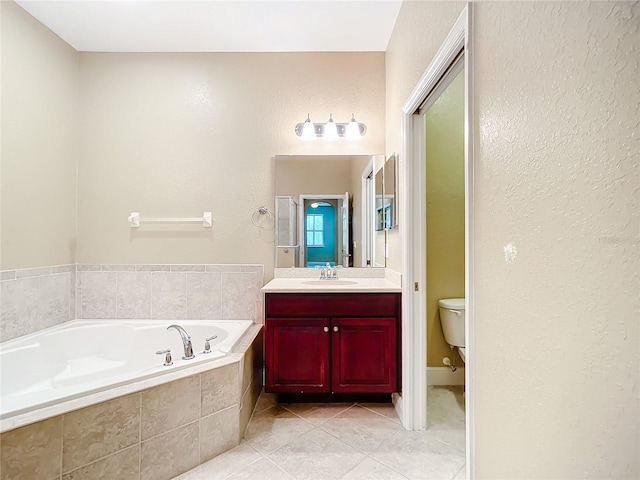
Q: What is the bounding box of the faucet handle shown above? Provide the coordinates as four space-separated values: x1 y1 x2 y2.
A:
156 348 173 366
203 335 218 354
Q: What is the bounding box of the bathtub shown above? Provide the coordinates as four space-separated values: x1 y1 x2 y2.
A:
0 319 253 422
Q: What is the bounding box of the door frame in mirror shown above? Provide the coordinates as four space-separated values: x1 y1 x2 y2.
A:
297 194 347 268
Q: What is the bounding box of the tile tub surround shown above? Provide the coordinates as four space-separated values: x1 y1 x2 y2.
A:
0 265 76 342
0 263 264 342
77 264 264 323
0 325 264 480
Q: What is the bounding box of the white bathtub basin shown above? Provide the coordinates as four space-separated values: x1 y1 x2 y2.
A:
0 319 253 422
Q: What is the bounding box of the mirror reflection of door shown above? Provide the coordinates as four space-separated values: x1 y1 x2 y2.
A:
304 200 336 267
301 194 351 267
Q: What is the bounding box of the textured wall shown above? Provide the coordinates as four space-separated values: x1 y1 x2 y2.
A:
77 53 385 277
426 69 465 367
386 0 639 477
0 1 79 270
473 2 639 478
384 0 467 273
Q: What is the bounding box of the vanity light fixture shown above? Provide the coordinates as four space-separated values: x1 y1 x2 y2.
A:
295 114 367 139
324 114 339 140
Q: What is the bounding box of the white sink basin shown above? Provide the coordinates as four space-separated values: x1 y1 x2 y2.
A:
301 280 358 286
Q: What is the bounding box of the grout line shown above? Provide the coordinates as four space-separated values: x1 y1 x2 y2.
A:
138 392 142 479
59 414 64 480
262 456 296 479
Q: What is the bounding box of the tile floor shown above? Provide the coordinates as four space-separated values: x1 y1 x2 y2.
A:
174 386 465 480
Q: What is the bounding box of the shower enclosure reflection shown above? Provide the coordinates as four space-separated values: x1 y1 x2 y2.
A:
274 155 385 268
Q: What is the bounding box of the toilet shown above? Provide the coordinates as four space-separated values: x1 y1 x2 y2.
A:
438 298 466 363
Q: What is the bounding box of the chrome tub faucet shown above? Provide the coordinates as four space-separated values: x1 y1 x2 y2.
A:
167 324 195 360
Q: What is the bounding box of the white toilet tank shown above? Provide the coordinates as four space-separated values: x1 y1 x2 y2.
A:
438 298 465 347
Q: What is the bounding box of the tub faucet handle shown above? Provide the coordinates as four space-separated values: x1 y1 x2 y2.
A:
203 335 218 354
156 349 173 366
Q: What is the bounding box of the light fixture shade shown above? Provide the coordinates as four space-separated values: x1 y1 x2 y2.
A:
346 114 361 139
324 114 338 140
301 114 316 140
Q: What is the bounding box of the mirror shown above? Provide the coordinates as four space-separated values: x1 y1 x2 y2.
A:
274 155 386 268
384 153 397 230
375 167 385 231
374 153 397 231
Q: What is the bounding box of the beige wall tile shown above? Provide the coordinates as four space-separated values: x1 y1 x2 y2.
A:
63 393 140 473
141 375 200 440
221 272 257 320
201 362 240 417
0 277 39 341
116 271 151 318
79 271 117 319
38 273 71 329
141 422 199 480
200 406 240 463
186 272 221 319
0 417 62 480
151 272 186 319
239 387 255 440
62 445 139 480
241 346 253 395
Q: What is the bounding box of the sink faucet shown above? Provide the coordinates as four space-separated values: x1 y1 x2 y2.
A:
319 263 338 280
167 324 195 360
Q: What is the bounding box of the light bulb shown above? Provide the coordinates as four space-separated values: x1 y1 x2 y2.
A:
324 114 338 140
301 114 315 140
346 114 361 139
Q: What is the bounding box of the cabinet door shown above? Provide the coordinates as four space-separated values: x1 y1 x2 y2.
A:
265 318 330 393
331 317 397 393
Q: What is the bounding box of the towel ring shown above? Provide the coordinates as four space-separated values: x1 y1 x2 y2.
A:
251 206 274 228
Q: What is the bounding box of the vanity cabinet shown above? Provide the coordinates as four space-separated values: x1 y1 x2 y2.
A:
265 293 400 394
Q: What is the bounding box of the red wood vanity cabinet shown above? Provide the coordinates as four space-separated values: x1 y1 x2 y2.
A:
264 293 401 394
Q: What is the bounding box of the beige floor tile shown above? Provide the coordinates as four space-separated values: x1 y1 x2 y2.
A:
358 403 402 424
243 405 314 454
427 386 465 430
341 457 410 480
172 442 263 480
452 464 466 480
253 390 278 413
281 402 354 425
267 428 366 480
226 457 293 480
320 405 403 453
369 431 465 480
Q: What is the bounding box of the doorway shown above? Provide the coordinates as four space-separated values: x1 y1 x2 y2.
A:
298 194 350 268
400 4 474 476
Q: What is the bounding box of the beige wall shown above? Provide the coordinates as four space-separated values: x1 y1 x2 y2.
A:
275 156 353 196
426 69 465 367
385 0 467 273
77 53 385 277
0 1 79 269
387 0 639 478
473 2 638 478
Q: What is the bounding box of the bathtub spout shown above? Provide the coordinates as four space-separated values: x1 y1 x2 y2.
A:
167 325 195 360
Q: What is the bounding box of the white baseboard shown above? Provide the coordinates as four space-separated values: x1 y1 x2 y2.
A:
427 366 465 386
392 392 403 427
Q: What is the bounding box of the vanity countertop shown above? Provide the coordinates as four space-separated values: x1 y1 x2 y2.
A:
261 277 401 293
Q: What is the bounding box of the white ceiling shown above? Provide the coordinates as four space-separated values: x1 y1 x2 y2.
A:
16 0 403 53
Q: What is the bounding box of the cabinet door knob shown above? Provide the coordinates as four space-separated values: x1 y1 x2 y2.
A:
333 326 339 332
323 326 329 333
